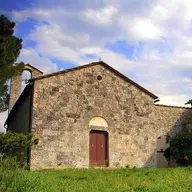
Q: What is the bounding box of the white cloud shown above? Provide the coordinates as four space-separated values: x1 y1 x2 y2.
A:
12 8 57 22
0 111 8 132
26 22 138 72
29 24 90 47
151 4 170 22
158 94 190 107
80 47 103 55
7 0 192 107
84 5 118 25
122 18 164 41
96 50 136 72
17 48 58 74
28 24 93 62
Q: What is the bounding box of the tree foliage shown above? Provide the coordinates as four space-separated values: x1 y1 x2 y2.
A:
0 131 38 160
0 14 24 112
185 99 192 107
164 133 192 166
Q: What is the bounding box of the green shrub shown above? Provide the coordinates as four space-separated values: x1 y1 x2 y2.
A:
0 131 39 165
164 133 192 166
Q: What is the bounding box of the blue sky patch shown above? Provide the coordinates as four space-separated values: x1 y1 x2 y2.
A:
14 18 37 39
105 40 135 60
84 54 97 59
0 0 35 11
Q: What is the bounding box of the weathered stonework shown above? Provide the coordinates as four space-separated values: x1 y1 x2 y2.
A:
29 63 192 169
9 72 22 113
6 62 192 169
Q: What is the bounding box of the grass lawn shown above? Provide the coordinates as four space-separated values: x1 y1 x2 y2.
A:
16 167 192 192
1 167 192 191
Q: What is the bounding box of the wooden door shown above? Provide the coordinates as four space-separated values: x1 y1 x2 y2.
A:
89 131 108 167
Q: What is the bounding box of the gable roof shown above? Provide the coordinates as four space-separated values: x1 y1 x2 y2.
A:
29 61 158 99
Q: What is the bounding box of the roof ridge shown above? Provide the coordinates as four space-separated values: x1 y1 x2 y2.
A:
155 104 191 109
29 61 103 81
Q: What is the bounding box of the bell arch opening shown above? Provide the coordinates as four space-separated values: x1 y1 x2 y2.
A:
21 70 32 92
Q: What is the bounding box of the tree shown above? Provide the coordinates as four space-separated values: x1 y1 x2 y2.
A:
185 99 192 107
0 14 24 112
164 133 192 166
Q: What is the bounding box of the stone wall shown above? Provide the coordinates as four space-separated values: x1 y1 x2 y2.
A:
9 72 22 113
154 105 192 136
30 64 192 169
154 105 192 167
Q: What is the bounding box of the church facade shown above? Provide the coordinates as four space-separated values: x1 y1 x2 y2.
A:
5 61 192 169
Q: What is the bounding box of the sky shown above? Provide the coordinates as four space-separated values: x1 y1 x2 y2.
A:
0 0 192 131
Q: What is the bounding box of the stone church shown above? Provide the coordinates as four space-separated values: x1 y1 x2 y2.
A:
5 61 192 169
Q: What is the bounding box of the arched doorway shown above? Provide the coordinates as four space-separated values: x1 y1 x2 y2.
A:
89 117 109 167
89 130 108 167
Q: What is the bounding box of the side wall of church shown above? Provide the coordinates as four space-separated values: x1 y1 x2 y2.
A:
30 65 192 169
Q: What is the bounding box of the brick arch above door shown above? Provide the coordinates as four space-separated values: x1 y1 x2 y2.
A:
83 109 112 128
89 116 108 127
